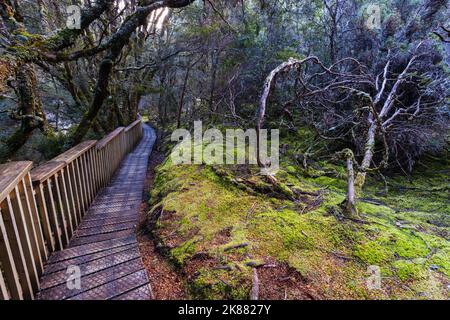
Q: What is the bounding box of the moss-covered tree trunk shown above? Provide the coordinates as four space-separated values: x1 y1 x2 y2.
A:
1 64 50 162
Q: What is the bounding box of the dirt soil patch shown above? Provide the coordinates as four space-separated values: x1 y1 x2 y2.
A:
257 259 320 300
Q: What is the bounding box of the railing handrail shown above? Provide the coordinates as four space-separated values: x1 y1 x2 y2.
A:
96 127 125 150
31 141 98 183
0 161 33 203
53 140 97 164
30 161 66 184
0 119 144 300
125 119 141 132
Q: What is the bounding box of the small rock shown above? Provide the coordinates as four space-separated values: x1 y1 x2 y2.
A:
430 264 439 271
15 35 28 43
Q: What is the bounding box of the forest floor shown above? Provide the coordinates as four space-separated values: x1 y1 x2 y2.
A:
141 126 449 300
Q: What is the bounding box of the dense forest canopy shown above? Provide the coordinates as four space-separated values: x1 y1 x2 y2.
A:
0 0 448 170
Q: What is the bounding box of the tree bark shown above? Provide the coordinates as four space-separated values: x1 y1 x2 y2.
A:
343 150 358 217
256 57 319 166
0 64 50 162
355 115 377 189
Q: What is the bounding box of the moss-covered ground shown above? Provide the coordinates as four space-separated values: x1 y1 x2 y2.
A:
147 128 449 300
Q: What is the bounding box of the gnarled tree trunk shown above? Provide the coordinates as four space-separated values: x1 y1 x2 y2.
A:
1 64 50 162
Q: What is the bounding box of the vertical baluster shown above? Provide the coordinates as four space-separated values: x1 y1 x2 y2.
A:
74 157 87 215
9 188 40 293
2 196 34 299
96 149 104 189
0 267 9 300
17 180 44 275
80 154 92 206
0 206 23 300
63 165 79 228
53 174 70 245
46 179 64 250
106 147 111 183
35 183 55 253
24 175 47 261
57 170 74 238
100 149 106 185
92 148 101 192
86 150 96 200
68 162 82 224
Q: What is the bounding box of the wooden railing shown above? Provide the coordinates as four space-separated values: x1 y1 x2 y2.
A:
0 119 143 300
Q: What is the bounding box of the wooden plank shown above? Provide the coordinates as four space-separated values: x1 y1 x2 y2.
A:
17 180 44 275
40 247 142 290
35 183 55 253
96 127 125 150
30 161 66 184
84 151 95 202
0 207 23 299
10 187 40 293
74 157 87 215
53 140 97 164
79 155 91 208
38 258 144 300
57 170 74 237
47 235 136 264
124 119 141 133
24 174 48 261
0 162 33 203
89 149 100 195
113 284 152 300
46 179 64 251
92 148 102 192
68 230 134 247
78 215 138 229
43 243 137 275
68 162 82 223
62 166 78 228
68 270 149 300
75 221 136 238
2 196 34 299
0 267 9 300
53 174 70 246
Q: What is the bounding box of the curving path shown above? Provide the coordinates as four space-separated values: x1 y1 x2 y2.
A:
37 124 156 300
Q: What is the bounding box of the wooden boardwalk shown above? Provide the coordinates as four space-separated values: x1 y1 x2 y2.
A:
37 124 156 300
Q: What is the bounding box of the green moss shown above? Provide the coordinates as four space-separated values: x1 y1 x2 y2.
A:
394 260 426 281
148 128 449 300
390 230 429 259
189 268 251 300
171 238 198 265
355 241 392 265
311 176 347 191
429 247 450 277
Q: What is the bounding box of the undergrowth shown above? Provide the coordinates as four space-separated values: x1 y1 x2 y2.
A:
147 127 449 300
